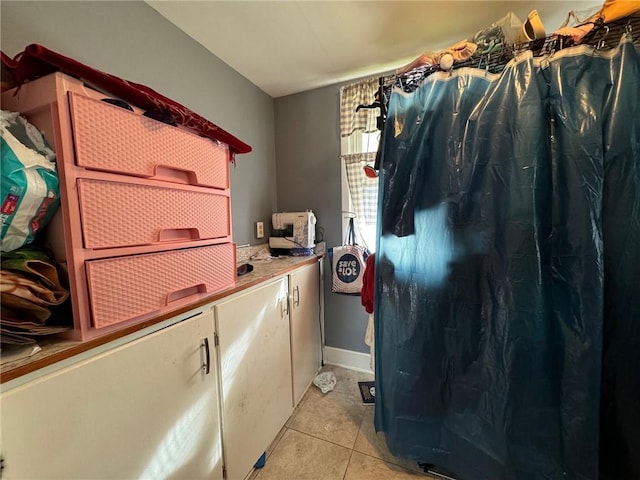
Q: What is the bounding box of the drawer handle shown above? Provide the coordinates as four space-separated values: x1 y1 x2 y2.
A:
153 165 199 186
202 338 211 375
166 283 207 305
158 228 201 242
293 286 300 307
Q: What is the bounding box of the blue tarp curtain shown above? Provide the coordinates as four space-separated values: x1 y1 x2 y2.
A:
374 37 639 480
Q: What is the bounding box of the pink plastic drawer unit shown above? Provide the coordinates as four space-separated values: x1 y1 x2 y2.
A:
1 73 241 342
69 92 230 190
86 243 236 329
77 179 232 249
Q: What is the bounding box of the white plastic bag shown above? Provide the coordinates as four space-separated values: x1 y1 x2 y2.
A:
313 371 337 394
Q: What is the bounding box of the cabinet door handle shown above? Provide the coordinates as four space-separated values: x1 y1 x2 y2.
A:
293 285 300 307
281 299 288 318
202 337 211 375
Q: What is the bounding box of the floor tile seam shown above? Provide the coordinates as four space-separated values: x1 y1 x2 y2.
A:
356 406 372 431
351 418 429 477
266 426 288 455
287 388 367 446
287 402 305 424
285 419 361 450
285 425 358 451
351 449 428 476
341 448 356 480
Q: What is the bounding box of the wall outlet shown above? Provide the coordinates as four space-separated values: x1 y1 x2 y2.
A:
256 221 264 239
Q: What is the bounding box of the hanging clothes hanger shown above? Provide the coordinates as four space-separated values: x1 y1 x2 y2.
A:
355 81 383 113
351 77 387 178
355 101 381 112
597 24 611 49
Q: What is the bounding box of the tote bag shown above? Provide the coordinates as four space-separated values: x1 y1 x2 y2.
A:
329 218 369 295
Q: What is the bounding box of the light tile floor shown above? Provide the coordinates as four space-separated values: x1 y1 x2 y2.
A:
248 365 436 480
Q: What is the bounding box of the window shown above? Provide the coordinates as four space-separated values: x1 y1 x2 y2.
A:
339 78 380 251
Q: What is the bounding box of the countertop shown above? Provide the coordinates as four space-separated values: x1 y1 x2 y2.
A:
1 253 323 384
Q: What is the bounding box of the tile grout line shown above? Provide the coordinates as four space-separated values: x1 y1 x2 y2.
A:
353 406 430 476
286 425 357 451
267 426 288 454
355 450 432 477
289 409 432 479
342 448 356 480
285 386 367 452
247 425 289 480
251 365 431 479
341 398 368 480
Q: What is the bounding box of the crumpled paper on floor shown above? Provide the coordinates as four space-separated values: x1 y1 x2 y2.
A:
313 371 337 394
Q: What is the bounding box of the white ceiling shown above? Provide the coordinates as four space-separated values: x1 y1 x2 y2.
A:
146 1 599 98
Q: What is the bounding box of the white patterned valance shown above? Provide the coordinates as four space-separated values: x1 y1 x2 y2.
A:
340 78 379 137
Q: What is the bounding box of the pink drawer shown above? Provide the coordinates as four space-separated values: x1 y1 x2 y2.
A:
86 243 236 329
68 92 229 189
77 179 231 249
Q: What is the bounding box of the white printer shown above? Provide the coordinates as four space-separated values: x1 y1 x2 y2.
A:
268 211 316 250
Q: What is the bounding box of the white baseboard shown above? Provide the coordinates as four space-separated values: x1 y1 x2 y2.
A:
324 346 373 373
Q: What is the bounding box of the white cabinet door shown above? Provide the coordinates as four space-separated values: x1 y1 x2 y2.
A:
215 277 293 480
0 311 223 480
289 261 322 406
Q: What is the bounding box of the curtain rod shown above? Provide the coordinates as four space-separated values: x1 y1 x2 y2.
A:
366 14 639 172
382 14 640 93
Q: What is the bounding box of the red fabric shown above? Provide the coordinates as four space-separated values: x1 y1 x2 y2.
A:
1 51 17 70
361 253 375 314
2 44 252 157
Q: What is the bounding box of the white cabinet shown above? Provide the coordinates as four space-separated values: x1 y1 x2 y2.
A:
289 261 322 406
214 276 293 480
0 311 223 480
0 260 323 480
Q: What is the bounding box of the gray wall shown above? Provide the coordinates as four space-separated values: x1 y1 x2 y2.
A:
1 0 368 354
0 0 276 246
275 85 369 354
